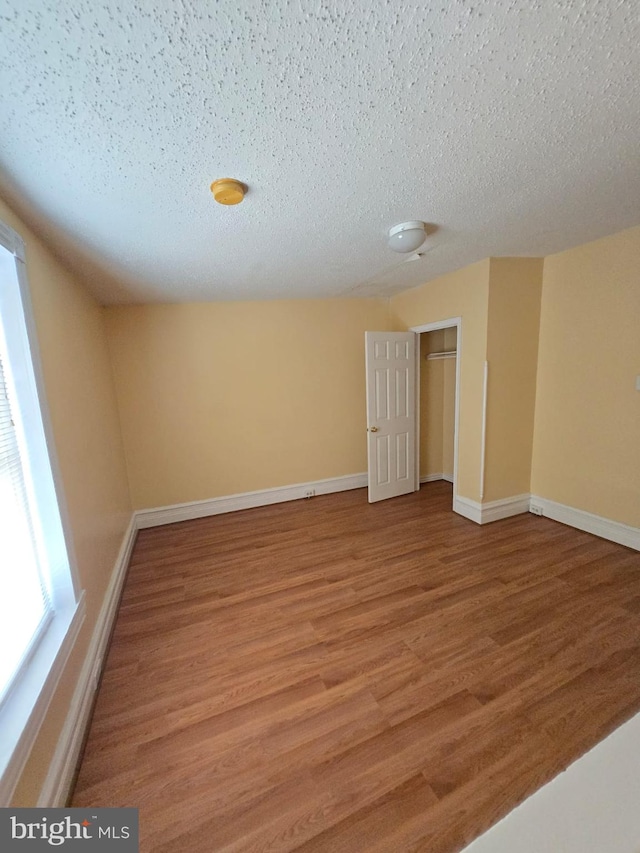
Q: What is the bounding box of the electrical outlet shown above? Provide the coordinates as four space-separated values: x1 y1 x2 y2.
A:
530 504 543 516
304 489 315 498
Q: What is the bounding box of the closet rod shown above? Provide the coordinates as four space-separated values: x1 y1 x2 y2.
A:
425 350 457 361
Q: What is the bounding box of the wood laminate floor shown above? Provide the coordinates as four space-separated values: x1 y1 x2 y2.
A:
72 483 640 852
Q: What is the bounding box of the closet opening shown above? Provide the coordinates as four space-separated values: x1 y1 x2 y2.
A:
411 319 461 511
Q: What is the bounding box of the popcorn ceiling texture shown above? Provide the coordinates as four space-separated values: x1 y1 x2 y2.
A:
0 0 639 303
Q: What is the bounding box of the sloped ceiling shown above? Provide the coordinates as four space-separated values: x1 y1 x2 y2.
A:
1 0 639 304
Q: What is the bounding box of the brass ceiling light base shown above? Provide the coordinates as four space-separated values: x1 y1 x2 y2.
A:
210 178 246 205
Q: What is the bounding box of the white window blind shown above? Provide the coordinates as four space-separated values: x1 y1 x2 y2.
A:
0 346 53 706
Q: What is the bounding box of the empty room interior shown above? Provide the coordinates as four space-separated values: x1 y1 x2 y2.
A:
1 2 639 852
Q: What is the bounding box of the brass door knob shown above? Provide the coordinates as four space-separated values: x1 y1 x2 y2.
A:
369 426 379 432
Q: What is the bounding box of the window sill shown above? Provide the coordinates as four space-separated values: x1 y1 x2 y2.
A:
0 591 86 805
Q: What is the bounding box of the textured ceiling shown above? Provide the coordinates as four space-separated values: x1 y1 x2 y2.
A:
1 0 639 304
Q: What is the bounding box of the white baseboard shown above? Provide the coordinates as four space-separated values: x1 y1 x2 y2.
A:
454 495 483 523
454 491 640 550
38 515 138 807
420 473 454 484
135 472 368 529
529 495 640 552
454 494 531 525
481 494 532 523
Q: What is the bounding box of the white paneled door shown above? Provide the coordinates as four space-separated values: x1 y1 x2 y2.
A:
365 331 417 503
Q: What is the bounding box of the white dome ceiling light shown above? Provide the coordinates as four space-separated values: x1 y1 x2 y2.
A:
388 221 427 253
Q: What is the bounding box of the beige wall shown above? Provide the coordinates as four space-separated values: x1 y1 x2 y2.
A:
484 258 543 502
441 326 457 478
442 356 456 478
531 226 640 527
105 298 390 509
420 332 444 477
0 197 132 804
391 260 490 502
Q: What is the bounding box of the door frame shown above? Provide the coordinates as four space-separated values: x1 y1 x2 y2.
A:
410 317 462 509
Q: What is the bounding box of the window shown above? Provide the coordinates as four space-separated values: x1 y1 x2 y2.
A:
0 220 84 805
0 349 53 703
